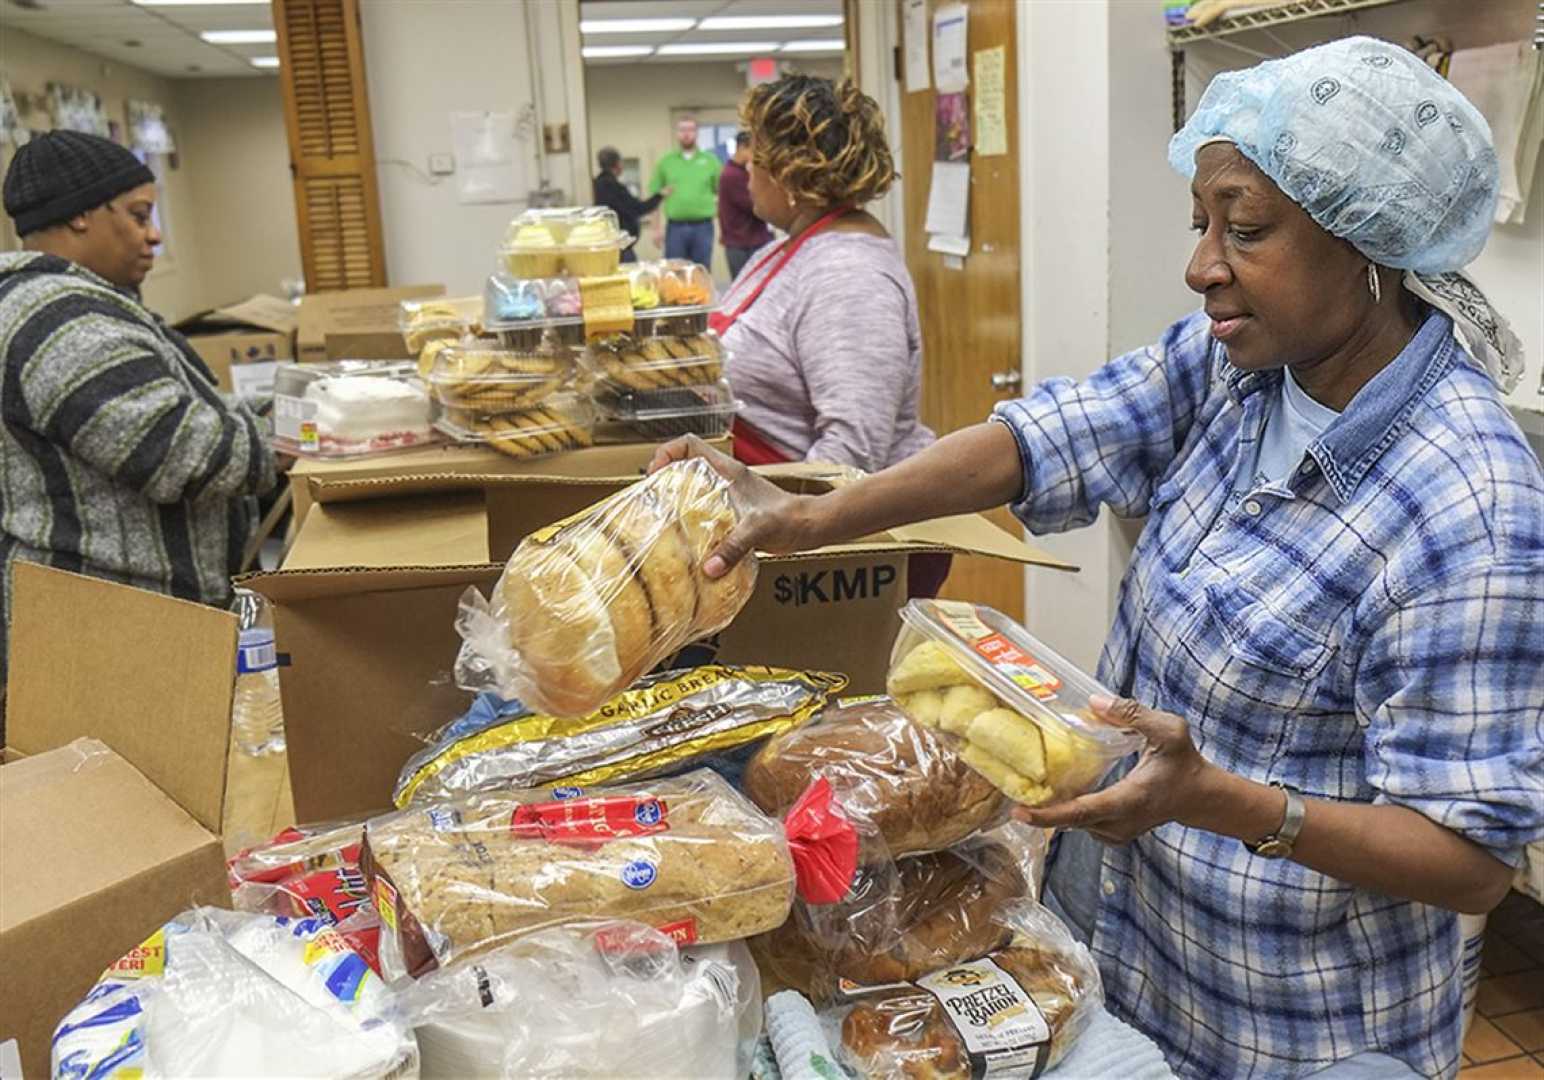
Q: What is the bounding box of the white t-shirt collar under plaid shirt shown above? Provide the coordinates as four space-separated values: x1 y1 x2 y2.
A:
992 309 1544 1078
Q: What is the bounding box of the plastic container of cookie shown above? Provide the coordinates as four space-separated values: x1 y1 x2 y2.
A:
434 391 597 459
500 206 631 279
584 331 726 394
270 360 440 459
398 298 472 355
597 379 741 440
425 342 576 412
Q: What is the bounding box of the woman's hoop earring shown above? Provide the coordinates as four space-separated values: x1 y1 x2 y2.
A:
1367 263 1381 303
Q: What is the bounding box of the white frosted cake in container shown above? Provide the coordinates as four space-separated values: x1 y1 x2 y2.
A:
271 361 437 458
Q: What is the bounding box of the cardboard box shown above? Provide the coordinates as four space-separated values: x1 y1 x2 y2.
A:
296 284 445 363
243 467 1077 822
0 564 237 1079
286 436 731 529
176 294 298 400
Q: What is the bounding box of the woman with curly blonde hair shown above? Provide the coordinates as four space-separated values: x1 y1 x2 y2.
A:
711 74 935 478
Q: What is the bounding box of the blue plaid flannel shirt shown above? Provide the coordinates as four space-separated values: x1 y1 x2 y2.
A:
994 309 1544 1079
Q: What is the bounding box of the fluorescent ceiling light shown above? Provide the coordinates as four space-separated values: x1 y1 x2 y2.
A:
583 45 654 58
201 30 277 44
780 39 845 53
580 18 696 34
698 15 843 31
249 56 280 68
657 41 778 56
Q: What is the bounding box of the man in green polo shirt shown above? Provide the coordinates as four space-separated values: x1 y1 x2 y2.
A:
649 117 721 268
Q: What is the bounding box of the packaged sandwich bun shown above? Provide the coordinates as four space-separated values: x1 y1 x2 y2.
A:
362 769 865 980
742 698 1008 858
454 459 757 716
836 900 1103 1079
749 823 1047 1002
887 600 1144 807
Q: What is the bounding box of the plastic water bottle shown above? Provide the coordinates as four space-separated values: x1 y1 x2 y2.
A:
231 588 286 756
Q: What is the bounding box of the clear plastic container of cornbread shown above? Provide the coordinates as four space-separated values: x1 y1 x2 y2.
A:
500 206 630 279
596 378 741 441
886 599 1145 807
434 391 597 460
584 329 725 395
425 342 575 413
270 360 439 459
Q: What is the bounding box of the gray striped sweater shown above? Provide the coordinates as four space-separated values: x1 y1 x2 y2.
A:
0 251 277 684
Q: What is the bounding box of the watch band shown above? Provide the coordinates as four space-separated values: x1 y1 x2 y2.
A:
1245 783 1306 859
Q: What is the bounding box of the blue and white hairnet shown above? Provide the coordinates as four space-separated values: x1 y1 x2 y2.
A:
1170 36 1523 391
1169 35 1498 275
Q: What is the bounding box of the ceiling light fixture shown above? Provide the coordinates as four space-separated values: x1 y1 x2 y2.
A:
249 56 280 68
582 45 655 59
200 29 277 44
579 18 696 35
656 41 779 56
698 15 843 31
779 39 846 53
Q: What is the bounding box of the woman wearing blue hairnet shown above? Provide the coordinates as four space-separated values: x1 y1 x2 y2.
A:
654 36 1541 1079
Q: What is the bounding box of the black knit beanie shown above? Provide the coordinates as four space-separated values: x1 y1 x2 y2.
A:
3 130 156 236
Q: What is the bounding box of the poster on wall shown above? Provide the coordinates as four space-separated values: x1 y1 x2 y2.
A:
127 100 176 154
450 110 526 205
934 92 970 161
932 4 969 94
903 0 930 93
47 82 109 136
973 46 1008 157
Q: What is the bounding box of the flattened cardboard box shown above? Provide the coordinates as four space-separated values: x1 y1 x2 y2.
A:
175 294 298 398
296 284 446 362
285 436 731 528
244 467 1076 822
0 565 237 1080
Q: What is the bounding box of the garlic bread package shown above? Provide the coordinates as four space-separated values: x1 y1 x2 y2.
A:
454 459 758 717
396 922 761 1080
743 697 1009 858
750 822 1048 1004
835 900 1103 1080
395 665 847 807
887 600 1144 807
362 768 864 981
50 908 418 1080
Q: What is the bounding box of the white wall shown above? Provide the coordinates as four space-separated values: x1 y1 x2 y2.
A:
359 0 588 297
1015 0 1198 671
583 56 845 279
173 77 301 306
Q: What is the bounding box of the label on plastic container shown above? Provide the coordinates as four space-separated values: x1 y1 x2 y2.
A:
916 957 1051 1078
273 394 317 445
237 630 278 674
510 795 670 843
580 274 635 339
933 601 1063 702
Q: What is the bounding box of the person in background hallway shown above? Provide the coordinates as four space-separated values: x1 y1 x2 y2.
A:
592 145 666 263
0 131 277 734
650 116 720 268
718 130 772 279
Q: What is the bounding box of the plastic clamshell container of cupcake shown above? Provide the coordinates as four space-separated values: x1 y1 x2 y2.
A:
483 272 585 352
500 206 630 279
270 360 438 459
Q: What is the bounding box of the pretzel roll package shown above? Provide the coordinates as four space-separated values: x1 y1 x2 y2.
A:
362 769 868 981
887 600 1144 807
454 459 758 717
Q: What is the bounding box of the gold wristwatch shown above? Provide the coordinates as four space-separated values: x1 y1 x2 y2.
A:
1245 783 1305 859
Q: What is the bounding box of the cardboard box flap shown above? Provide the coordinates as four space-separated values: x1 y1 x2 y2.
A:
890 515 1074 571
297 285 445 341
0 739 215 931
6 563 236 833
285 492 491 570
242 563 498 604
175 293 297 336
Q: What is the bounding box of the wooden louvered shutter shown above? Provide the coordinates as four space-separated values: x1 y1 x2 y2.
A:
274 0 387 291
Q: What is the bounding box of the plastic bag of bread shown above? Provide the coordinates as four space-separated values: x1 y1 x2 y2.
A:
887 599 1144 807
396 922 760 1079
743 698 1009 858
51 908 418 1080
836 900 1103 1079
453 459 758 716
749 822 1047 1002
362 768 865 980
395 666 846 807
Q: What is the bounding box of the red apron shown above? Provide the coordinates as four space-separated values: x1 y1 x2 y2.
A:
711 210 952 599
